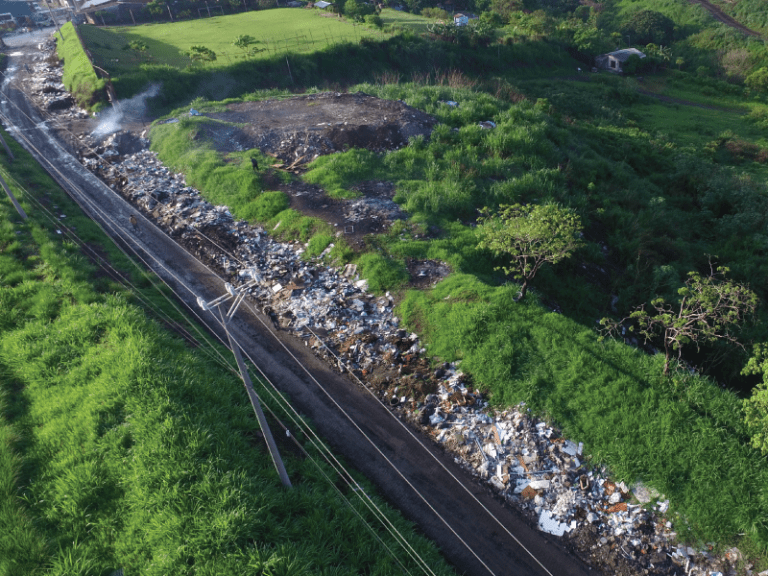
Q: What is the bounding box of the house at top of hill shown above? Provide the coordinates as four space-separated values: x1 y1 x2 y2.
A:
454 13 468 26
596 48 646 73
453 12 477 26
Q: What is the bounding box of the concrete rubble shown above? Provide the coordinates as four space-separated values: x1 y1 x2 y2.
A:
20 38 761 576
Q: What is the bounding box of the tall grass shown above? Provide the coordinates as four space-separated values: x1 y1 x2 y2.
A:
57 22 106 110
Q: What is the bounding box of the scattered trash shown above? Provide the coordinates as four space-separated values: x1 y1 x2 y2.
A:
478 120 496 129
28 36 737 576
189 108 201 116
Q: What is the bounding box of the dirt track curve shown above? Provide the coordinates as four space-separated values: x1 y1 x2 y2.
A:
0 31 595 576
690 0 762 37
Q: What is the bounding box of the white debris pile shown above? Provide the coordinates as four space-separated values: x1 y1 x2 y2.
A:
96 146 734 576
24 38 90 118
26 38 748 576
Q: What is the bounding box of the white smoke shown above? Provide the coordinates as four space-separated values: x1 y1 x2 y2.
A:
92 83 161 138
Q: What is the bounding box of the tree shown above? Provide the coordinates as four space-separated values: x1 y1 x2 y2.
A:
611 265 758 376
743 344 768 455
746 67 768 93
146 0 166 15
623 10 675 46
185 45 217 63
476 203 583 299
232 34 257 56
345 0 375 21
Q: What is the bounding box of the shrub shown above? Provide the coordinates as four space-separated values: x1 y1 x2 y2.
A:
357 252 408 292
746 67 768 93
304 233 334 258
252 190 289 221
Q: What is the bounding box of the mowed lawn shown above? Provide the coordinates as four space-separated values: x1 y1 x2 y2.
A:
80 8 381 72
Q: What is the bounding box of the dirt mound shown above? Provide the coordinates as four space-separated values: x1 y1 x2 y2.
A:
200 91 437 165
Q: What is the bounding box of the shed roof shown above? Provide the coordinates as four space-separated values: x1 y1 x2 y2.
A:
605 48 646 62
314 1 332 7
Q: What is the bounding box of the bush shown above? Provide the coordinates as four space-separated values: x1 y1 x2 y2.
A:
365 14 384 28
357 252 408 292
252 190 289 221
304 233 334 258
746 67 768 93
421 7 449 19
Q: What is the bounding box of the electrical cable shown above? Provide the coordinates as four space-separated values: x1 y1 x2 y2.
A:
0 54 554 576
0 124 430 576
0 78 440 574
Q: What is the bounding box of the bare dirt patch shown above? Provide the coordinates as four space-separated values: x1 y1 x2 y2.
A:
193 91 436 251
202 91 437 164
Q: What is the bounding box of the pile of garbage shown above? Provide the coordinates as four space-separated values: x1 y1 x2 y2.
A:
22 39 90 118
93 146 739 576
24 38 759 576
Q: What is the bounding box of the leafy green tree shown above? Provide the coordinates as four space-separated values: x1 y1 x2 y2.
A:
476 203 583 299
345 0 375 21
570 21 611 58
743 344 768 454
146 0 166 15
185 45 217 63
490 0 524 23
232 34 256 55
623 10 675 46
746 67 768 93
479 10 504 28
615 265 758 376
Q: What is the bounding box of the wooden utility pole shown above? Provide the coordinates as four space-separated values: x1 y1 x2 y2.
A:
44 0 65 41
0 133 15 162
0 171 27 219
198 279 292 488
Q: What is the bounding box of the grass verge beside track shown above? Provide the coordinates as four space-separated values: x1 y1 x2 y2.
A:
57 22 106 110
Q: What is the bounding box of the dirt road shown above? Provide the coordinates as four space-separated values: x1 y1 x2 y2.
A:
0 32 594 576
689 0 762 37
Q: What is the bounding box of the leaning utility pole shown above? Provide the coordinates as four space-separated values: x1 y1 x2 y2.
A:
198 274 292 488
44 0 65 41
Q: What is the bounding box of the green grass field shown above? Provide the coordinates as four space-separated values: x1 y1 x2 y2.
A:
80 9 380 73
379 8 437 34
0 129 457 574
62 4 768 566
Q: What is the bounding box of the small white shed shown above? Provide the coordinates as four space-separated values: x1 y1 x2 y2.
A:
595 48 646 73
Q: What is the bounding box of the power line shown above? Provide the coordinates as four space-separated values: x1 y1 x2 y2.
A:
0 62 554 576
0 83 440 574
